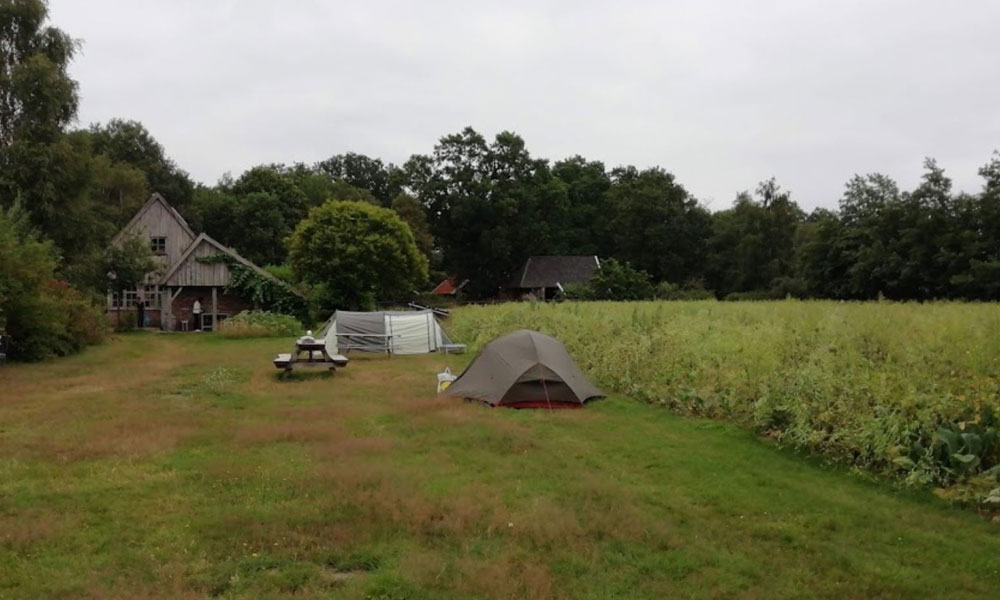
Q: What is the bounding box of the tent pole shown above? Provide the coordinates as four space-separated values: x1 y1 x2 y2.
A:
386 313 393 357
541 374 553 411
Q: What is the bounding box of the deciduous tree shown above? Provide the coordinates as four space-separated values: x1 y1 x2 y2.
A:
288 200 428 310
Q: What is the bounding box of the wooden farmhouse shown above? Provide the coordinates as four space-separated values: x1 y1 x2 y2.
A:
108 193 283 330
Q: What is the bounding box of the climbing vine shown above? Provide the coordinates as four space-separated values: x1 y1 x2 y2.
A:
196 254 308 318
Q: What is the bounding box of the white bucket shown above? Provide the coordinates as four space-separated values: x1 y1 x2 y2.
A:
436 367 457 393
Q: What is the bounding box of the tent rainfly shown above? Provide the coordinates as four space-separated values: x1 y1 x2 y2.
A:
320 309 455 355
440 329 604 409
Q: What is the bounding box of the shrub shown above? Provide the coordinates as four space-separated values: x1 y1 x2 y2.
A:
288 200 428 310
0 205 107 361
723 278 808 301
111 307 138 333
218 311 303 339
560 283 592 301
50 281 109 351
560 261 658 301
264 264 296 284
579 258 654 301
655 281 716 301
724 289 785 301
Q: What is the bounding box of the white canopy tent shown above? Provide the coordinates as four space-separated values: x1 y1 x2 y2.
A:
320 309 458 355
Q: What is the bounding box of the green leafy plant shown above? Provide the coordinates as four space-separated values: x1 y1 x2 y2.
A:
287 200 428 311
449 300 1000 502
196 255 308 319
0 203 108 360
655 281 716 300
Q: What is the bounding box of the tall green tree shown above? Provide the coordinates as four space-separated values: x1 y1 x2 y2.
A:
405 127 569 298
288 200 428 310
86 119 194 211
315 152 401 206
835 173 904 298
0 0 77 147
794 208 850 297
950 153 1000 299
228 165 308 225
0 0 98 278
190 187 290 267
707 179 805 296
390 192 434 260
551 156 612 256
605 166 711 284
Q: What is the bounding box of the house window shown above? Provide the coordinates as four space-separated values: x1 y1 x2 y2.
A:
110 290 138 309
150 236 167 255
109 286 160 309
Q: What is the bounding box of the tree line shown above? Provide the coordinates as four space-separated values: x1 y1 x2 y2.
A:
184 129 1000 303
2 1 999 357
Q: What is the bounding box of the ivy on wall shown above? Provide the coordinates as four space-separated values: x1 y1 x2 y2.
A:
196 254 307 318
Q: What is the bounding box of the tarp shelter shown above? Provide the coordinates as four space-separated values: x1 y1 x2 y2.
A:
440 329 604 408
321 310 454 355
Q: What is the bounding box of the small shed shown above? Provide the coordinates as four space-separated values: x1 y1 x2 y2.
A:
506 256 601 300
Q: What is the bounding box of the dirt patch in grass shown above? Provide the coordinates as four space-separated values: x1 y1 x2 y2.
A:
0 508 61 552
234 420 347 446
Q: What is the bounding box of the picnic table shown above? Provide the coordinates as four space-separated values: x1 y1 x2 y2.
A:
273 338 349 377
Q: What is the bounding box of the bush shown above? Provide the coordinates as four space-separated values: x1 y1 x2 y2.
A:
111 307 138 332
655 281 716 301
264 264 295 284
0 205 107 361
769 276 809 298
724 289 785 301
559 283 592 301
288 200 428 311
723 278 809 301
575 258 654 301
218 311 303 339
51 282 109 351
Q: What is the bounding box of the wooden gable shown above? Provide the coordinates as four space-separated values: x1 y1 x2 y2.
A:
112 193 197 270
158 233 282 289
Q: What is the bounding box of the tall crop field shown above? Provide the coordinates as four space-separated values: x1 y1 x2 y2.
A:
449 300 1000 497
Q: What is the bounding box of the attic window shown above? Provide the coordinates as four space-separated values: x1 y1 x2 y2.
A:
150 237 166 255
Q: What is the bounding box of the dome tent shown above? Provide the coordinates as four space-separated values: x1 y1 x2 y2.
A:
441 330 604 408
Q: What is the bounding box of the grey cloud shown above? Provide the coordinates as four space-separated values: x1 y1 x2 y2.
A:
49 0 1000 210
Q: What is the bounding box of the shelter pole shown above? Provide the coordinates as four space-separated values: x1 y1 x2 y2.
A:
540 373 553 411
386 314 393 357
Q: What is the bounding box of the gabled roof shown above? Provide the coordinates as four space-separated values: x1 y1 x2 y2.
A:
430 277 468 295
111 192 196 244
508 256 600 288
157 233 305 298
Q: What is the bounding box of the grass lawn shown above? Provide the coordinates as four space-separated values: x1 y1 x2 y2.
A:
1 333 999 599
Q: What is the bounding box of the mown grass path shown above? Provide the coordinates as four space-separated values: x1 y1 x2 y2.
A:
1 333 998 599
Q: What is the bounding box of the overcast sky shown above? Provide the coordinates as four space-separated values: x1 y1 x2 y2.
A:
48 0 1000 211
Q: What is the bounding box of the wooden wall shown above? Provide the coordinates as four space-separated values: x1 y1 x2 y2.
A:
162 240 233 287
122 200 196 283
